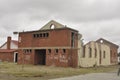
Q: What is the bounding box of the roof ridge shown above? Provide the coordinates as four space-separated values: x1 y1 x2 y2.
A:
96 38 119 48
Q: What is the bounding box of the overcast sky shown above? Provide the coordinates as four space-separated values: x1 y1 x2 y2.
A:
0 0 120 50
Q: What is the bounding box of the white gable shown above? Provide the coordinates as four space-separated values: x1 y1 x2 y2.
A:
0 41 18 49
40 20 65 30
11 41 18 49
0 43 7 49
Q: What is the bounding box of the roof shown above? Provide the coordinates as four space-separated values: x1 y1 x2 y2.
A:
0 40 18 49
40 20 65 30
19 20 78 34
11 40 18 46
0 49 17 53
96 38 119 48
84 41 96 46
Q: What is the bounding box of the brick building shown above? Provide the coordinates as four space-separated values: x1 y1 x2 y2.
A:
17 20 119 68
0 37 18 62
78 38 119 67
18 20 82 67
96 38 119 65
79 41 111 67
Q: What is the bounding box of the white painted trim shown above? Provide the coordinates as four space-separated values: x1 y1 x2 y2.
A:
14 52 18 63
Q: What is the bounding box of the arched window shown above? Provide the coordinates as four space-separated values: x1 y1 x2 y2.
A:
100 40 103 43
50 24 55 29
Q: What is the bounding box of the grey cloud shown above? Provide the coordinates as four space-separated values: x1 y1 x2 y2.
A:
1 0 120 22
0 0 120 49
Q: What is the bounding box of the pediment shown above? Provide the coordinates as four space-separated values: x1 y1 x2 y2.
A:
40 20 65 30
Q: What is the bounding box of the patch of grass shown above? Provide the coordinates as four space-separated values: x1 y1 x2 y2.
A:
0 62 119 79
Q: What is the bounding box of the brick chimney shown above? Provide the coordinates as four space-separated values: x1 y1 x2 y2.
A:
7 36 11 50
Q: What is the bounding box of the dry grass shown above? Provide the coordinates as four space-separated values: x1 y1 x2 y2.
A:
0 62 119 79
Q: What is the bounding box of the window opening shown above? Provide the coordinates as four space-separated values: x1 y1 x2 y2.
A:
89 47 92 58
48 49 51 53
50 24 55 29
55 49 58 53
63 49 66 53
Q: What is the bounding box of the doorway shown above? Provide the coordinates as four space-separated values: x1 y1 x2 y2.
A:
14 52 18 63
35 49 46 65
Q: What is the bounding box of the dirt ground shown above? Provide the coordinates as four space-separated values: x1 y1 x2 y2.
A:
0 73 51 80
0 62 119 80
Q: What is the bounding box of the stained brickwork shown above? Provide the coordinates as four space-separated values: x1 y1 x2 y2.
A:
18 27 79 67
0 52 13 62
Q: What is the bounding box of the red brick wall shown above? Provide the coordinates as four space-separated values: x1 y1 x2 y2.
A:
18 28 79 67
46 49 69 67
18 48 78 67
19 33 33 48
19 29 72 48
110 47 118 64
0 52 14 62
68 49 78 68
18 49 35 64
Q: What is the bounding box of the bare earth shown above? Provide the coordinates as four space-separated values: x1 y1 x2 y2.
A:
51 70 120 80
0 70 119 80
0 73 49 80
0 62 119 80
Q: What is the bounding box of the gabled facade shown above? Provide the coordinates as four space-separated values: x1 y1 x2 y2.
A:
0 37 18 62
79 41 110 67
18 20 82 67
96 38 119 65
40 20 65 30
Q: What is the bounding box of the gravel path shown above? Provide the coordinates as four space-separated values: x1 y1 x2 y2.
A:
51 71 120 80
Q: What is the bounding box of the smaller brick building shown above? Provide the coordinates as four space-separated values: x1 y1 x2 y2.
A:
79 41 111 67
96 38 119 65
18 20 82 67
0 36 18 62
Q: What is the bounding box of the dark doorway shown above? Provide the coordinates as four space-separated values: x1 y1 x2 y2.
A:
14 53 18 63
35 49 46 65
